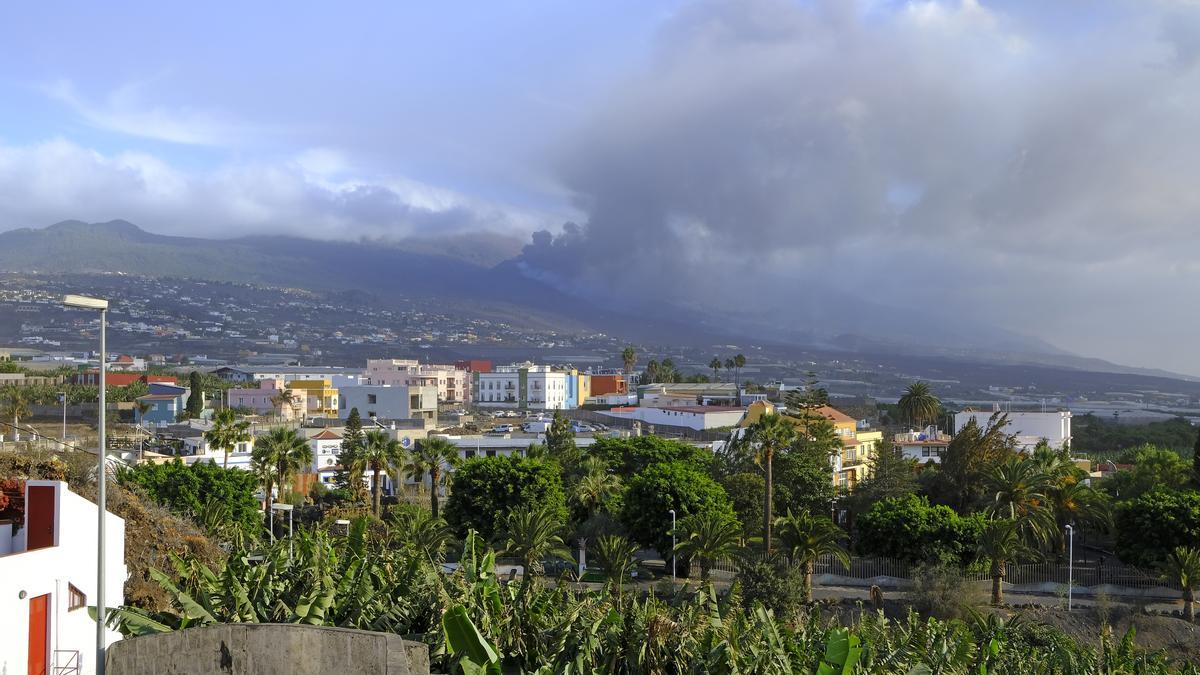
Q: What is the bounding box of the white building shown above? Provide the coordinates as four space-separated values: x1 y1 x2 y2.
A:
598 405 747 431
212 366 367 389
475 364 569 410
895 426 953 464
0 480 126 675
339 385 438 424
365 359 470 404
953 409 1072 451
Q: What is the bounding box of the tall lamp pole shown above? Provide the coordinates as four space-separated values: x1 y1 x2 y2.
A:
62 294 109 675
58 391 67 442
1065 524 1074 612
669 509 676 582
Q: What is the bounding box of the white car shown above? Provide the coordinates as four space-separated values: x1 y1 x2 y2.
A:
492 424 514 433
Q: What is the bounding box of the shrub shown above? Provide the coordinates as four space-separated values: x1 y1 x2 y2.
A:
619 460 734 556
737 556 805 621
855 494 984 566
444 455 568 541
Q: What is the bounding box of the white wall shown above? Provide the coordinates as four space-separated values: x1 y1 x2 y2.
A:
339 385 437 421
0 481 126 675
954 411 1071 450
599 406 746 430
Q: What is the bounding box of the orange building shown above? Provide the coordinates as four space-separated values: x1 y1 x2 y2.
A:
589 373 627 397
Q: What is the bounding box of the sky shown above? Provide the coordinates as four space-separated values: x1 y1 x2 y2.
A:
2 1 1200 374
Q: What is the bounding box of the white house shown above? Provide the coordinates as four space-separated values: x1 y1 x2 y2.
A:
895 426 953 464
475 364 569 410
338 385 438 424
598 405 746 431
953 409 1072 451
0 480 126 675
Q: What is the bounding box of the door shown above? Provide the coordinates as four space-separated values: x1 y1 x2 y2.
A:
28 593 49 675
27 485 55 550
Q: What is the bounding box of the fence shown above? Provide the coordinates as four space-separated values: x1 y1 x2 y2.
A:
707 553 1182 597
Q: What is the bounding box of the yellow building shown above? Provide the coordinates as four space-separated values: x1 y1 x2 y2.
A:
286 379 339 418
740 401 881 489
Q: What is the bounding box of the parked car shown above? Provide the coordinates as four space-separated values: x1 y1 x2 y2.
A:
492 424 514 433
523 421 550 433
570 422 593 433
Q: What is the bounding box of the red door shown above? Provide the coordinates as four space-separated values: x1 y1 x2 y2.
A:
28 593 49 675
26 486 54 550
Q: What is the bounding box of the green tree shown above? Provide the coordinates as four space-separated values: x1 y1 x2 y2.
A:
388 503 455 561
855 494 984 566
773 509 850 602
619 460 734 557
588 435 711 475
897 382 941 428
593 534 639 596
843 443 918 515
250 427 310 524
184 371 205 419
444 455 568 541
362 429 405 516
573 470 621 518
335 408 366 500
772 444 837 519
203 408 251 469
717 472 765 539
1106 444 1193 500
741 413 797 553
1114 489 1200 567
709 357 722 381
673 511 742 582
621 346 637 374
116 458 261 533
545 411 579 467
405 436 460 519
498 505 572 597
924 414 1017 510
1160 546 1200 624
976 518 1038 606
1193 427 1200 488
983 457 1055 546
0 386 30 439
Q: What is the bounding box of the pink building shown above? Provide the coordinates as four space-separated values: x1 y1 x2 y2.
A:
365 359 470 404
227 378 303 420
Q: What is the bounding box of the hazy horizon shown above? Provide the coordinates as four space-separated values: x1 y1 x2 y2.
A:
3 1 1200 375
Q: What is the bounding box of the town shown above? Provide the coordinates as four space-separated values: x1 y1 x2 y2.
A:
2 329 1199 672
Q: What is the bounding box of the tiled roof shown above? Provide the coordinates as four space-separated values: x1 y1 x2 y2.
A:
311 430 342 440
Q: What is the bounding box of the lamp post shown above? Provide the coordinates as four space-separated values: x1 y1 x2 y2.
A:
62 294 109 675
1065 524 1074 611
668 509 676 582
272 503 295 561
58 391 67 442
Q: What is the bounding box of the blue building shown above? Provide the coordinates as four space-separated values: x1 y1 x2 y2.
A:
135 382 193 425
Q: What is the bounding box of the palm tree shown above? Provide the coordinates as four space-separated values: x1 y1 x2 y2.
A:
984 457 1055 546
773 509 849 602
270 389 298 421
362 429 405 516
593 534 639 597
621 346 637 374
977 519 1037 606
743 413 797 554
251 427 311 527
897 382 941 428
1161 546 1200 623
404 436 460 519
389 504 455 561
1049 481 1111 557
673 511 742 582
204 408 252 469
498 505 571 598
0 386 30 441
733 354 746 392
709 358 722 382
574 471 621 518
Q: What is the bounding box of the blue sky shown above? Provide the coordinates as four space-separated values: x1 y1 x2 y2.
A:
4 0 1200 374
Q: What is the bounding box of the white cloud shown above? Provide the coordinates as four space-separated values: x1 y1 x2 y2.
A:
0 138 552 240
42 78 250 146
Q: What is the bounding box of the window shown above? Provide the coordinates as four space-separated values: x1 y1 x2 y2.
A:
465 449 476 459
922 447 931 457
368 411 376 418
486 449 497 457
68 583 86 611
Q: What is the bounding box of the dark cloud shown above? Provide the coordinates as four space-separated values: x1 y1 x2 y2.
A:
521 0 1200 373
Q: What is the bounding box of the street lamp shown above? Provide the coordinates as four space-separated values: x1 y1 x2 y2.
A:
668 509 676 582
1065 524 1074 611
58 391 67 442
61 293 109 675
272 503 295 561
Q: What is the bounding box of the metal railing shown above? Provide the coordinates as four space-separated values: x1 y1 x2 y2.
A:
53 649 81 675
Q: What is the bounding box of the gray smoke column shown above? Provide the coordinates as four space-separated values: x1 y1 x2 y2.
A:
519 0 1200 369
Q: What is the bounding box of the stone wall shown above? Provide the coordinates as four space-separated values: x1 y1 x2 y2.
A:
105 624 430 675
